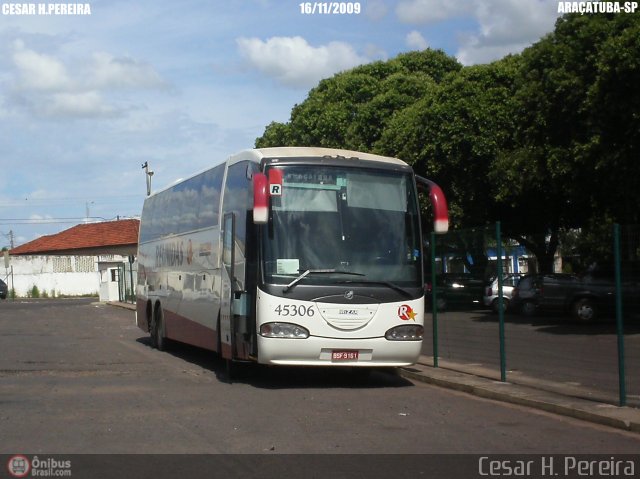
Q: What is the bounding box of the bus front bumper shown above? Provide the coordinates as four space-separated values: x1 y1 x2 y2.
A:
257 335 422 367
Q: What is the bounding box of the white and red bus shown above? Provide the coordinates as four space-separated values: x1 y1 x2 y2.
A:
136 147 448 368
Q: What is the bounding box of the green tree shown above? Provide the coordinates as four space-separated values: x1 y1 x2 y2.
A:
492 10 640 272
378 58 520 276
255 11 640 274
255 49 461 149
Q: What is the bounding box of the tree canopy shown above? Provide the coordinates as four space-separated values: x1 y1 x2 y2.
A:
255 10 640 273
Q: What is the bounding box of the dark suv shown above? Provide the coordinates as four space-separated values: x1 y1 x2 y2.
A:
425 274 485 311
0 279 7 300
510 273 636 321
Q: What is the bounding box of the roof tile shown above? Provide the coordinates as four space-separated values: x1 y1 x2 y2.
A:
10 219 139 255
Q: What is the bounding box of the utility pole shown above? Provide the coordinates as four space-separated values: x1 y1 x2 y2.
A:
1 230 15 250
142 162 154 196
85 202 94 222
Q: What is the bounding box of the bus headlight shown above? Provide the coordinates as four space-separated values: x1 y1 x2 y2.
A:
260 322 310 339
385 325 424 341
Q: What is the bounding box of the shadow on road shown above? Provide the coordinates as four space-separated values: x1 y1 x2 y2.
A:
136 337 415 389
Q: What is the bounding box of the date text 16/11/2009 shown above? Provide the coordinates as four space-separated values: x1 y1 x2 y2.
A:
299 2 360 15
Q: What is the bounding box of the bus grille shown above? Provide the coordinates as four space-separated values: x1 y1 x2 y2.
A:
316 304 378 330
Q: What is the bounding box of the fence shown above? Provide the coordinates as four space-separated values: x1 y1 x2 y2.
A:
118 259 137 304
424 223 639 408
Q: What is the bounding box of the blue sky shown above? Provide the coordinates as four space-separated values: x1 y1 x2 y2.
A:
0 0 562 248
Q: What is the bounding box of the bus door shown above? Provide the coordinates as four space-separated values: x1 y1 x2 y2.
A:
220 212 235 359
221 211 255 362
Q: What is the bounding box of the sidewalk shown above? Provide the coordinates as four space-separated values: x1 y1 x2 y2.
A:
400 356 640 434
107 301 639 433
108 301 136 311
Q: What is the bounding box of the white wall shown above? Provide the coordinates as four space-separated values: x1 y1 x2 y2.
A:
4 255 129 298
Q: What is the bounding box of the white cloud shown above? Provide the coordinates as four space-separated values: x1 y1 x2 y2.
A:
396 0 560 65
396 0 468 25
457 0 559 65
88 52 167 90
236 36 369 88
6 41 167 119
44 92 118 119
29 213 53 221
406 31 428 50
12 39 73 91
364 0 389 21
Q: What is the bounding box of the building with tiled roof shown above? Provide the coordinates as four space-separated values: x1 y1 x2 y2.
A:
6 219 140 301
10 219 139 256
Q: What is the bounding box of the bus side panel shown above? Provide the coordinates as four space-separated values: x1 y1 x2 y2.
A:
163 307 218 351
136 161 227 347
135 297 149 332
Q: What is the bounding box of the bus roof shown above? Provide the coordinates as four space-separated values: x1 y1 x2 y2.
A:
229 147 408 167
151 147 409 196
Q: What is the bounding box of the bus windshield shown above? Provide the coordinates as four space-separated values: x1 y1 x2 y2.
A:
262 165 422 288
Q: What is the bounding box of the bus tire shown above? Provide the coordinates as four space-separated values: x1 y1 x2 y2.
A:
151 303 167 351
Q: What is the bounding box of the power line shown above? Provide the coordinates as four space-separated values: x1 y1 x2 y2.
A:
0 216 139 225
0 195 143 208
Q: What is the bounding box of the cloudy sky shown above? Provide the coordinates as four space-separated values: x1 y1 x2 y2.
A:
0 0 562 248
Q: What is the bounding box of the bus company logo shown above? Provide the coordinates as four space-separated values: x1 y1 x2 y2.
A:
7 455 30 478
155 240 185 267
398 305 417 321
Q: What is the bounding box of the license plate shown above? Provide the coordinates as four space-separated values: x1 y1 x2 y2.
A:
332 350 359 361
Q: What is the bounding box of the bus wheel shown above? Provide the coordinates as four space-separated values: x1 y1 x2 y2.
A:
151 305 167 351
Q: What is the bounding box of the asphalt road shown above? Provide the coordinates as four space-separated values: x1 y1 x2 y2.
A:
1 299 639 457
422 309 640 406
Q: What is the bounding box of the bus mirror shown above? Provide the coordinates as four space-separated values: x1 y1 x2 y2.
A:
253 173 268 224
416 176 449 234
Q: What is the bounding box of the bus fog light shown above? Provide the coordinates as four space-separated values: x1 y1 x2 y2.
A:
385 325 424 341
260 322 309 339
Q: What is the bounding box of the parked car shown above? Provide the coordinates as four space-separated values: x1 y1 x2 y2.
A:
510 273 638 321
0 279 7 300
482 273 523 313
425 274 485 311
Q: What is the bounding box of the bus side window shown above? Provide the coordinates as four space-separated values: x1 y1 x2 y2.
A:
197 164 225 230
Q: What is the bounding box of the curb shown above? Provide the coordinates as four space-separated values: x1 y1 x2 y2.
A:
107 301 136 311
399 363 640 433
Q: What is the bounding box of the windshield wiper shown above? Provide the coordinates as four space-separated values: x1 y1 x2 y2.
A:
335 279 414 298
283 269 365 293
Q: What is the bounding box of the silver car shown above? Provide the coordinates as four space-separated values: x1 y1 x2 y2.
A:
483 273 522 313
